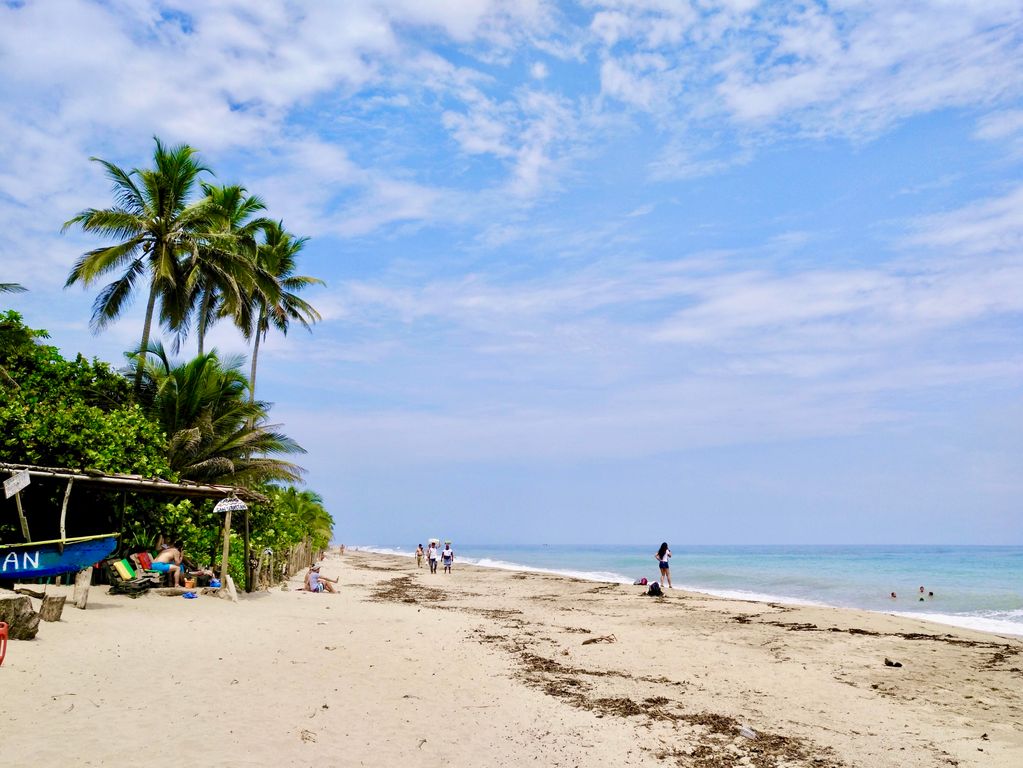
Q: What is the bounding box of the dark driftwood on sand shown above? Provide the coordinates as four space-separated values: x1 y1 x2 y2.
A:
13 587 46 599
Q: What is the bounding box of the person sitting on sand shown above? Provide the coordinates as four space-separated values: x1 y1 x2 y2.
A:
442 542 454 574
151 543 184 587
305 564 337 593
654 542 672 589
416 544 424 569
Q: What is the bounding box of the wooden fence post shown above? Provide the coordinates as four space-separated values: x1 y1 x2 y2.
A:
73 568 91 609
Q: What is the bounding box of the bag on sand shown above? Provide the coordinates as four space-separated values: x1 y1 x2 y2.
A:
646 581 662 597
632 577 648 586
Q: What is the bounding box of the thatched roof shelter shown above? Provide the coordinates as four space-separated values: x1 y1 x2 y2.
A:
0 463 266 503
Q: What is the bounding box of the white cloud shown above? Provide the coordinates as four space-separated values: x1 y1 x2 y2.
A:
975 110 1023 141
905 184 1023 256
589 0 1023 143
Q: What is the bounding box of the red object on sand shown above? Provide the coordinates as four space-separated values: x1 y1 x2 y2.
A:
0 621 8 667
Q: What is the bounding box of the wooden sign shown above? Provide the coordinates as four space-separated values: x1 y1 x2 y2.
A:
214 497 248 513
4 470 30 499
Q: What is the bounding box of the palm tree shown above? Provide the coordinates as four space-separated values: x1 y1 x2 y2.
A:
63 137 213 394
273 486 334 550
188 183 270 356
132 341 305 486
246 221 324 402
0 282 26 293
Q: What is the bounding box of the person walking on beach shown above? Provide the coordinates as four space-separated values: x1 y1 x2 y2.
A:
427 542 439 574
654 542 672 589
416 544 424 568
442 542 454 574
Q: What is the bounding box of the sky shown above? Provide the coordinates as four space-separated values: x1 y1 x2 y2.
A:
1 0 1021 546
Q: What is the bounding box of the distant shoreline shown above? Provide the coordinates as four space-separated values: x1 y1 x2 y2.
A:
356 543 1023 639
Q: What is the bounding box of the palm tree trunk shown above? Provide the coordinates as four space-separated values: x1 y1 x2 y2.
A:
133 279 159 395
197 289 210 357
248 312 263 403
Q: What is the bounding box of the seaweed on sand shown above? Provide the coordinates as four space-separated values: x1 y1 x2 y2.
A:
368 576 444 604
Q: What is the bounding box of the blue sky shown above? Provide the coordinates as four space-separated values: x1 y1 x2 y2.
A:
1 1 1021 545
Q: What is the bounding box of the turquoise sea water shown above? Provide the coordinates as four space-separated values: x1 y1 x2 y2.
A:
362 544 1023 637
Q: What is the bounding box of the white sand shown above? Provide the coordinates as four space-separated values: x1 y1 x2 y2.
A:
1 550 1020 767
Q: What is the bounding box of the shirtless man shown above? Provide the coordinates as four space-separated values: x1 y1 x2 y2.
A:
152 543 184 587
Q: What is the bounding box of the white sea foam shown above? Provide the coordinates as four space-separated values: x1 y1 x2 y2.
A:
462 556 631 584
357 545 413 559
891 610 1023 638
672 583 827 608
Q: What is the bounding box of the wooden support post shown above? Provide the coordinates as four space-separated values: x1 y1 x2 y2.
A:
254 547 266 591
58 477 73 553
211 518 223 568
219 507 232 585
14 491 30 541
243 509 251 593
73 567 92 609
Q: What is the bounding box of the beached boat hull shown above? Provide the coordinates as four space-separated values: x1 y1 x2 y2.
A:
0 534 118 579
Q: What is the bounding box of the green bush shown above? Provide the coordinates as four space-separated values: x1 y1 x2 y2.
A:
0 311 334 583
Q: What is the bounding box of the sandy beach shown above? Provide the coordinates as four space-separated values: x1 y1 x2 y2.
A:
2 550 1020 767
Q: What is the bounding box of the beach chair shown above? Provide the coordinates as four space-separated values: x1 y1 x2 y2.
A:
105 558 160 597
131 551 170 585
134 551 154 570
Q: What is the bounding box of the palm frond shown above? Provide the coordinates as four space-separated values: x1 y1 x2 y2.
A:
89 258 146 331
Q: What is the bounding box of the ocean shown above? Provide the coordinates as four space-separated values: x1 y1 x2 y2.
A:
358 543 1023 638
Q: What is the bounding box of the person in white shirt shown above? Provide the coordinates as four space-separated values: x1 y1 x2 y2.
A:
442 543 454 574
427 543 439 574
305 563 337 593
654 542 672 589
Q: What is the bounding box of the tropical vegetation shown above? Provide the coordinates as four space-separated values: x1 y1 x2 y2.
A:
131 342 304 486
1 136 333 588
247 220 323 401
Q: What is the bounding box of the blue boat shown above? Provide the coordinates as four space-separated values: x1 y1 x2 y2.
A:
0 534 118 579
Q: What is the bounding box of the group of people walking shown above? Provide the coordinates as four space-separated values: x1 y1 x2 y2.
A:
415 541 454 573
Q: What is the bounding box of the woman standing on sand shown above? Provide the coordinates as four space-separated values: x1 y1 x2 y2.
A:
654 542 672 589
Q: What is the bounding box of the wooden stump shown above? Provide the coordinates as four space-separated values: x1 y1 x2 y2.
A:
73 568 92 609
0 594 40 639
218 574 239 603
39 595 67 622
